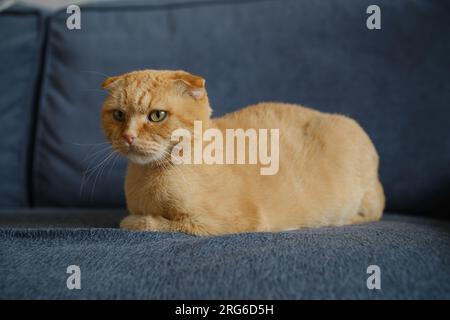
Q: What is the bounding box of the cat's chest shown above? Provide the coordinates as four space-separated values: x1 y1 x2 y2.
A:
124 164 179 215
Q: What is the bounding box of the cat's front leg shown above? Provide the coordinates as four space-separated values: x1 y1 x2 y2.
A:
119 214 159 231
119 214 206 235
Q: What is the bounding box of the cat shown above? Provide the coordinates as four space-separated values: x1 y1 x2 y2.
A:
101 69 385 236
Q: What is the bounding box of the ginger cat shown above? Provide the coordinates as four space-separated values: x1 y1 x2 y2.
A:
101 69 384 236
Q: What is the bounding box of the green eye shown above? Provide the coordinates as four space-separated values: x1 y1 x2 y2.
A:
148 110 167 122
112 110 125 122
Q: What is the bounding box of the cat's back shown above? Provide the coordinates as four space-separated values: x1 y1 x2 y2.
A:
214 102 370 148
213 102 320 130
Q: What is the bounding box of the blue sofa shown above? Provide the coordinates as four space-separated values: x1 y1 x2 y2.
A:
1 0 449 299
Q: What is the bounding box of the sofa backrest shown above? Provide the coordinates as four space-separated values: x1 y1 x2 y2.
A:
0 5 45 207
2 0 450 217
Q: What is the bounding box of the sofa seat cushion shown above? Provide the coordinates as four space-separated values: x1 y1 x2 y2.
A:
0 212 448 299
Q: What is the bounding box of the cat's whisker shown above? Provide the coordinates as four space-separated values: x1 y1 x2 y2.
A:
80 149 111 195
72 141 109 147
89 151 117 200
84 150 116 177
107 153 121 176
79 70 112 79
80 150 116 196
80 145 113 164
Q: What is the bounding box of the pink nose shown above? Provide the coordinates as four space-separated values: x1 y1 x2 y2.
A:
122 133 135 145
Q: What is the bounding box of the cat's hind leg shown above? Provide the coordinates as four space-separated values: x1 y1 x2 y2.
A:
354 180 385 223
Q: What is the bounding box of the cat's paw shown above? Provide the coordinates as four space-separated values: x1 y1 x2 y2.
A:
119 215 156 231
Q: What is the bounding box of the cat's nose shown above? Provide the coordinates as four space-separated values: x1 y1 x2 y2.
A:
122 133 136 145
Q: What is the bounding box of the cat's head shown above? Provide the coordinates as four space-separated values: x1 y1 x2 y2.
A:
101 69 211 165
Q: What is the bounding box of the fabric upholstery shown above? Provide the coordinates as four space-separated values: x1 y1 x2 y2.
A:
0 212 449 299
1 1 450 301
32 0 450 216
0 5 45 207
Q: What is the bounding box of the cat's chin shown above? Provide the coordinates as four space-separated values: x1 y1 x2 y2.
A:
126 151 166 166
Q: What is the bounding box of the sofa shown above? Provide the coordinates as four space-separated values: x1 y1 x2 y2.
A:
1 0 449 299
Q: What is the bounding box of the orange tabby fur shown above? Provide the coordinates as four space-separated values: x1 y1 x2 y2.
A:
101 69 384 235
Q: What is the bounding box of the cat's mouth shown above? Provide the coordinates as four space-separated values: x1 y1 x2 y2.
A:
123 144 169 165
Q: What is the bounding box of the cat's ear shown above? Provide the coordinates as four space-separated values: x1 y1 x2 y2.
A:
172 73 206 100
101 76 122 90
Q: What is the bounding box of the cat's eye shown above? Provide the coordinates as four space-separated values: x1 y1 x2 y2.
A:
148 110 167 122
112 110 125 122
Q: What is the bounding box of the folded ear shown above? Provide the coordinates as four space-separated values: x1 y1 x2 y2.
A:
172 72 206 100
101 76 122 89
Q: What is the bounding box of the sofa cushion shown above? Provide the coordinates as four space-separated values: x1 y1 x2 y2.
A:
33 0 450 216
0 5 44 207
0 207 125 228
0 213 448 299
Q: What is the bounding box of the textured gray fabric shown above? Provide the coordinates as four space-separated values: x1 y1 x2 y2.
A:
1 213 449 299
